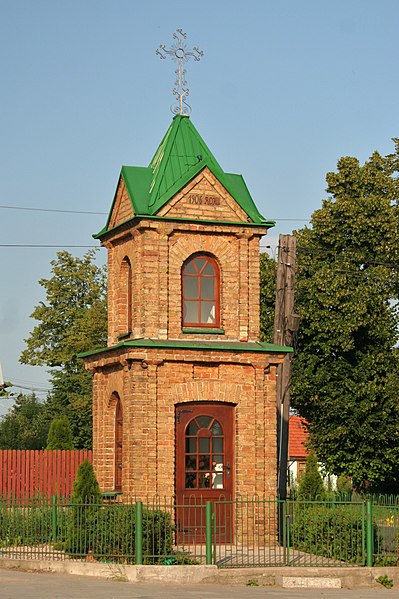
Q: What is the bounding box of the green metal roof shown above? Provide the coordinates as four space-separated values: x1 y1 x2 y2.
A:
96 115 271 238
79 338 293 359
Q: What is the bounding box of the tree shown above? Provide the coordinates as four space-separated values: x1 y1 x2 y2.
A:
0 384 11 398
71 459 101 501
291 140 399 493
0 393 49 449
260 252 277 342
21 250 107 449
0 362 11 397
46 416 74 449
66 460 102 555
298 451 326 500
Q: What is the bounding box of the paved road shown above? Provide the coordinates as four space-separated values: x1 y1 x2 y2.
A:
0 569 394 599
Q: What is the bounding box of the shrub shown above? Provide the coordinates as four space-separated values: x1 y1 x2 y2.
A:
298 451 326 500
290 503 369 564
64 460 102 555
0 498 54 547
63 501 173 563
63 464 173 562
90 505 173 563
71 461 101 502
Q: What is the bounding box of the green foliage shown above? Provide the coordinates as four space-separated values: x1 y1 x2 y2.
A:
337 475 352 495
246 579 259 586
0 393 49 449
71 460 101 502
291 504 368 564
260 253 277 342
46 416 74 449
297 451 326 500
376 575 394 589
63 500 173 563
90 506 173 563
0 497 67 548
66 460 102 555
292 140 399 493
0 382 12 397
20 250 107 448
0 496 173 565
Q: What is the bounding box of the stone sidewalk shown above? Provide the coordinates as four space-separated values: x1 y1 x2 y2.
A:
1 558 399 589
0 568 397 599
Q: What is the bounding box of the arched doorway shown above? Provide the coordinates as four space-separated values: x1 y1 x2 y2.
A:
175 402 234 543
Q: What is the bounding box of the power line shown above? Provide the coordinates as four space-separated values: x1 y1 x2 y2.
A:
10 384 50 393
0 244 99 248
0 204 107 215
0 202 311 222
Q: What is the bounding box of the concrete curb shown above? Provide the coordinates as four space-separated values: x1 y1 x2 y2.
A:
0 559 398 588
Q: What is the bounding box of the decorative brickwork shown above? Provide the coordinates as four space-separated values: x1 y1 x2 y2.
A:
158 168 249 222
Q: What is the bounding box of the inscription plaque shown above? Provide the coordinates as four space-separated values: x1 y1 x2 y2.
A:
187 193 221 206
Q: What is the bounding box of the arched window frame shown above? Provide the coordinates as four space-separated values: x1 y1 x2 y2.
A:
113 394 123 492
181 253 220 328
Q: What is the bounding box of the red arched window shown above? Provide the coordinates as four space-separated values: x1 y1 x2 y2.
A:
119 257 132 334
182 254 220 328
114 395 123 492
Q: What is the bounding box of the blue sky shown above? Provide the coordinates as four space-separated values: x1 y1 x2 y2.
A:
0 0 398 411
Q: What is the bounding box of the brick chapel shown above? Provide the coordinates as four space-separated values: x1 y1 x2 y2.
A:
81 115 292 518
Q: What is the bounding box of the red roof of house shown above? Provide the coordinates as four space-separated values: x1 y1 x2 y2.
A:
288 416 309 459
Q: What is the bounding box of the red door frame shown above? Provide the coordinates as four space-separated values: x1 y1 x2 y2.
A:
175 402 234 544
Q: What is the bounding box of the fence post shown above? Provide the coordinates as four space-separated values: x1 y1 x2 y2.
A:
51 495 57 542
366 499 373 567
282 500 287 565
135 501 143 565
205 501 213 565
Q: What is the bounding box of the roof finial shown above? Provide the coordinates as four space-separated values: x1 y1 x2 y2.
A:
156 29 203 116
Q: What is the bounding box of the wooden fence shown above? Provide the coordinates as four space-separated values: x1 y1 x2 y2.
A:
0 450 92 498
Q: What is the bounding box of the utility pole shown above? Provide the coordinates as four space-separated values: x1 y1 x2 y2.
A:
273 234 298 500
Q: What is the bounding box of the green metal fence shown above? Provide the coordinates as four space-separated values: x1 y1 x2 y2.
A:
0 495 397 567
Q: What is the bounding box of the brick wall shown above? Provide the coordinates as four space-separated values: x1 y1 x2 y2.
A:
87 346 284 499
104 176 267 345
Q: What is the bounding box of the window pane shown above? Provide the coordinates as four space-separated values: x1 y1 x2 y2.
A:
185 456 196 470
184 277 199 299
194 258 206 272
199 438 210 453
212 438 223 453
210 420 223 436
198 455 210 470
199 473 211 488
185 473 196 488
200 302 216 324
211 458 224 489
184 300 198 323
196 416 212 429
184 261 196 274
185 437 196 452
186 420 198 435
201 277 215 300
203 262 215 275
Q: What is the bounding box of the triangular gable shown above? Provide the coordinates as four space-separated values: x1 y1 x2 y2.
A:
158 167 251 223
107 178 135 230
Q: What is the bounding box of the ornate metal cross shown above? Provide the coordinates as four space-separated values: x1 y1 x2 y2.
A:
156 29 203 116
